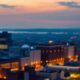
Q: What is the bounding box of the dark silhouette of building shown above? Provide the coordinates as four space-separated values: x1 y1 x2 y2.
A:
0 31 12 50
24 66 36 80
1 69 24 80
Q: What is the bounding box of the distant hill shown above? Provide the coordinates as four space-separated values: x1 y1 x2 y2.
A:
0 28 80 45
0 28 80 32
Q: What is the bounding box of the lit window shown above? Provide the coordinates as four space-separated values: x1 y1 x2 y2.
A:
1 63 10 69
11 62 19 68
0 45 8 49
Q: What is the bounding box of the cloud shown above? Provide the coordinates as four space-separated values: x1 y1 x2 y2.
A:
0 4 16 9
58 1 80 8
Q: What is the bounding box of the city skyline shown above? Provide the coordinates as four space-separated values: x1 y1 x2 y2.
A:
0 0 80 29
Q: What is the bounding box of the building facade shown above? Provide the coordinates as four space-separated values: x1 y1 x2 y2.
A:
0 31 12 50
38 44 67 66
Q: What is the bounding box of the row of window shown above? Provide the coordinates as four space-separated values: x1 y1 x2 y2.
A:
0 45 8 49
0 62 19 69
42 49 65 53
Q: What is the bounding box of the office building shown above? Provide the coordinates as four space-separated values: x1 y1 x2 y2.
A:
67 43 78 62
29 48 42 71
38 43 67 66
0 31 12 50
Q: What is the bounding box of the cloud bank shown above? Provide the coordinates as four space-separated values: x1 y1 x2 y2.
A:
58 1 80 8
0 4 16 9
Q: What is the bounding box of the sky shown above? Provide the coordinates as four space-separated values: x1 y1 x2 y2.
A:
0 0 80 29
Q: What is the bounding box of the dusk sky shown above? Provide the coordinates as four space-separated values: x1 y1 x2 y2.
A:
0 0 80 29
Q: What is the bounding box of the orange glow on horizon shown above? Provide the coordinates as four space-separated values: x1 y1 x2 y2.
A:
0 4 68 13
0 0 80 6
0 0 80 13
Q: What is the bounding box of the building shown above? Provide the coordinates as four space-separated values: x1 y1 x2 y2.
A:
67 43 78 62
21 45 41 71
24 66 36 80
0 45 41 78
30 49 41 65
36 69 59 80
64 61 80 79
76 44 80 61
0 31 12 50
0 69 24 80
21 44 30 57
0 59 20 71
37 43 67 66
0 59 21 79
0 53 30 72
29 48 42 71
78 52 80 61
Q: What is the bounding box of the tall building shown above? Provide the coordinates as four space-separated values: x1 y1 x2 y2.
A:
30 49 41 65
67 43 78 62
0 31 12 50
29 49 41 71
37 43 67 66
